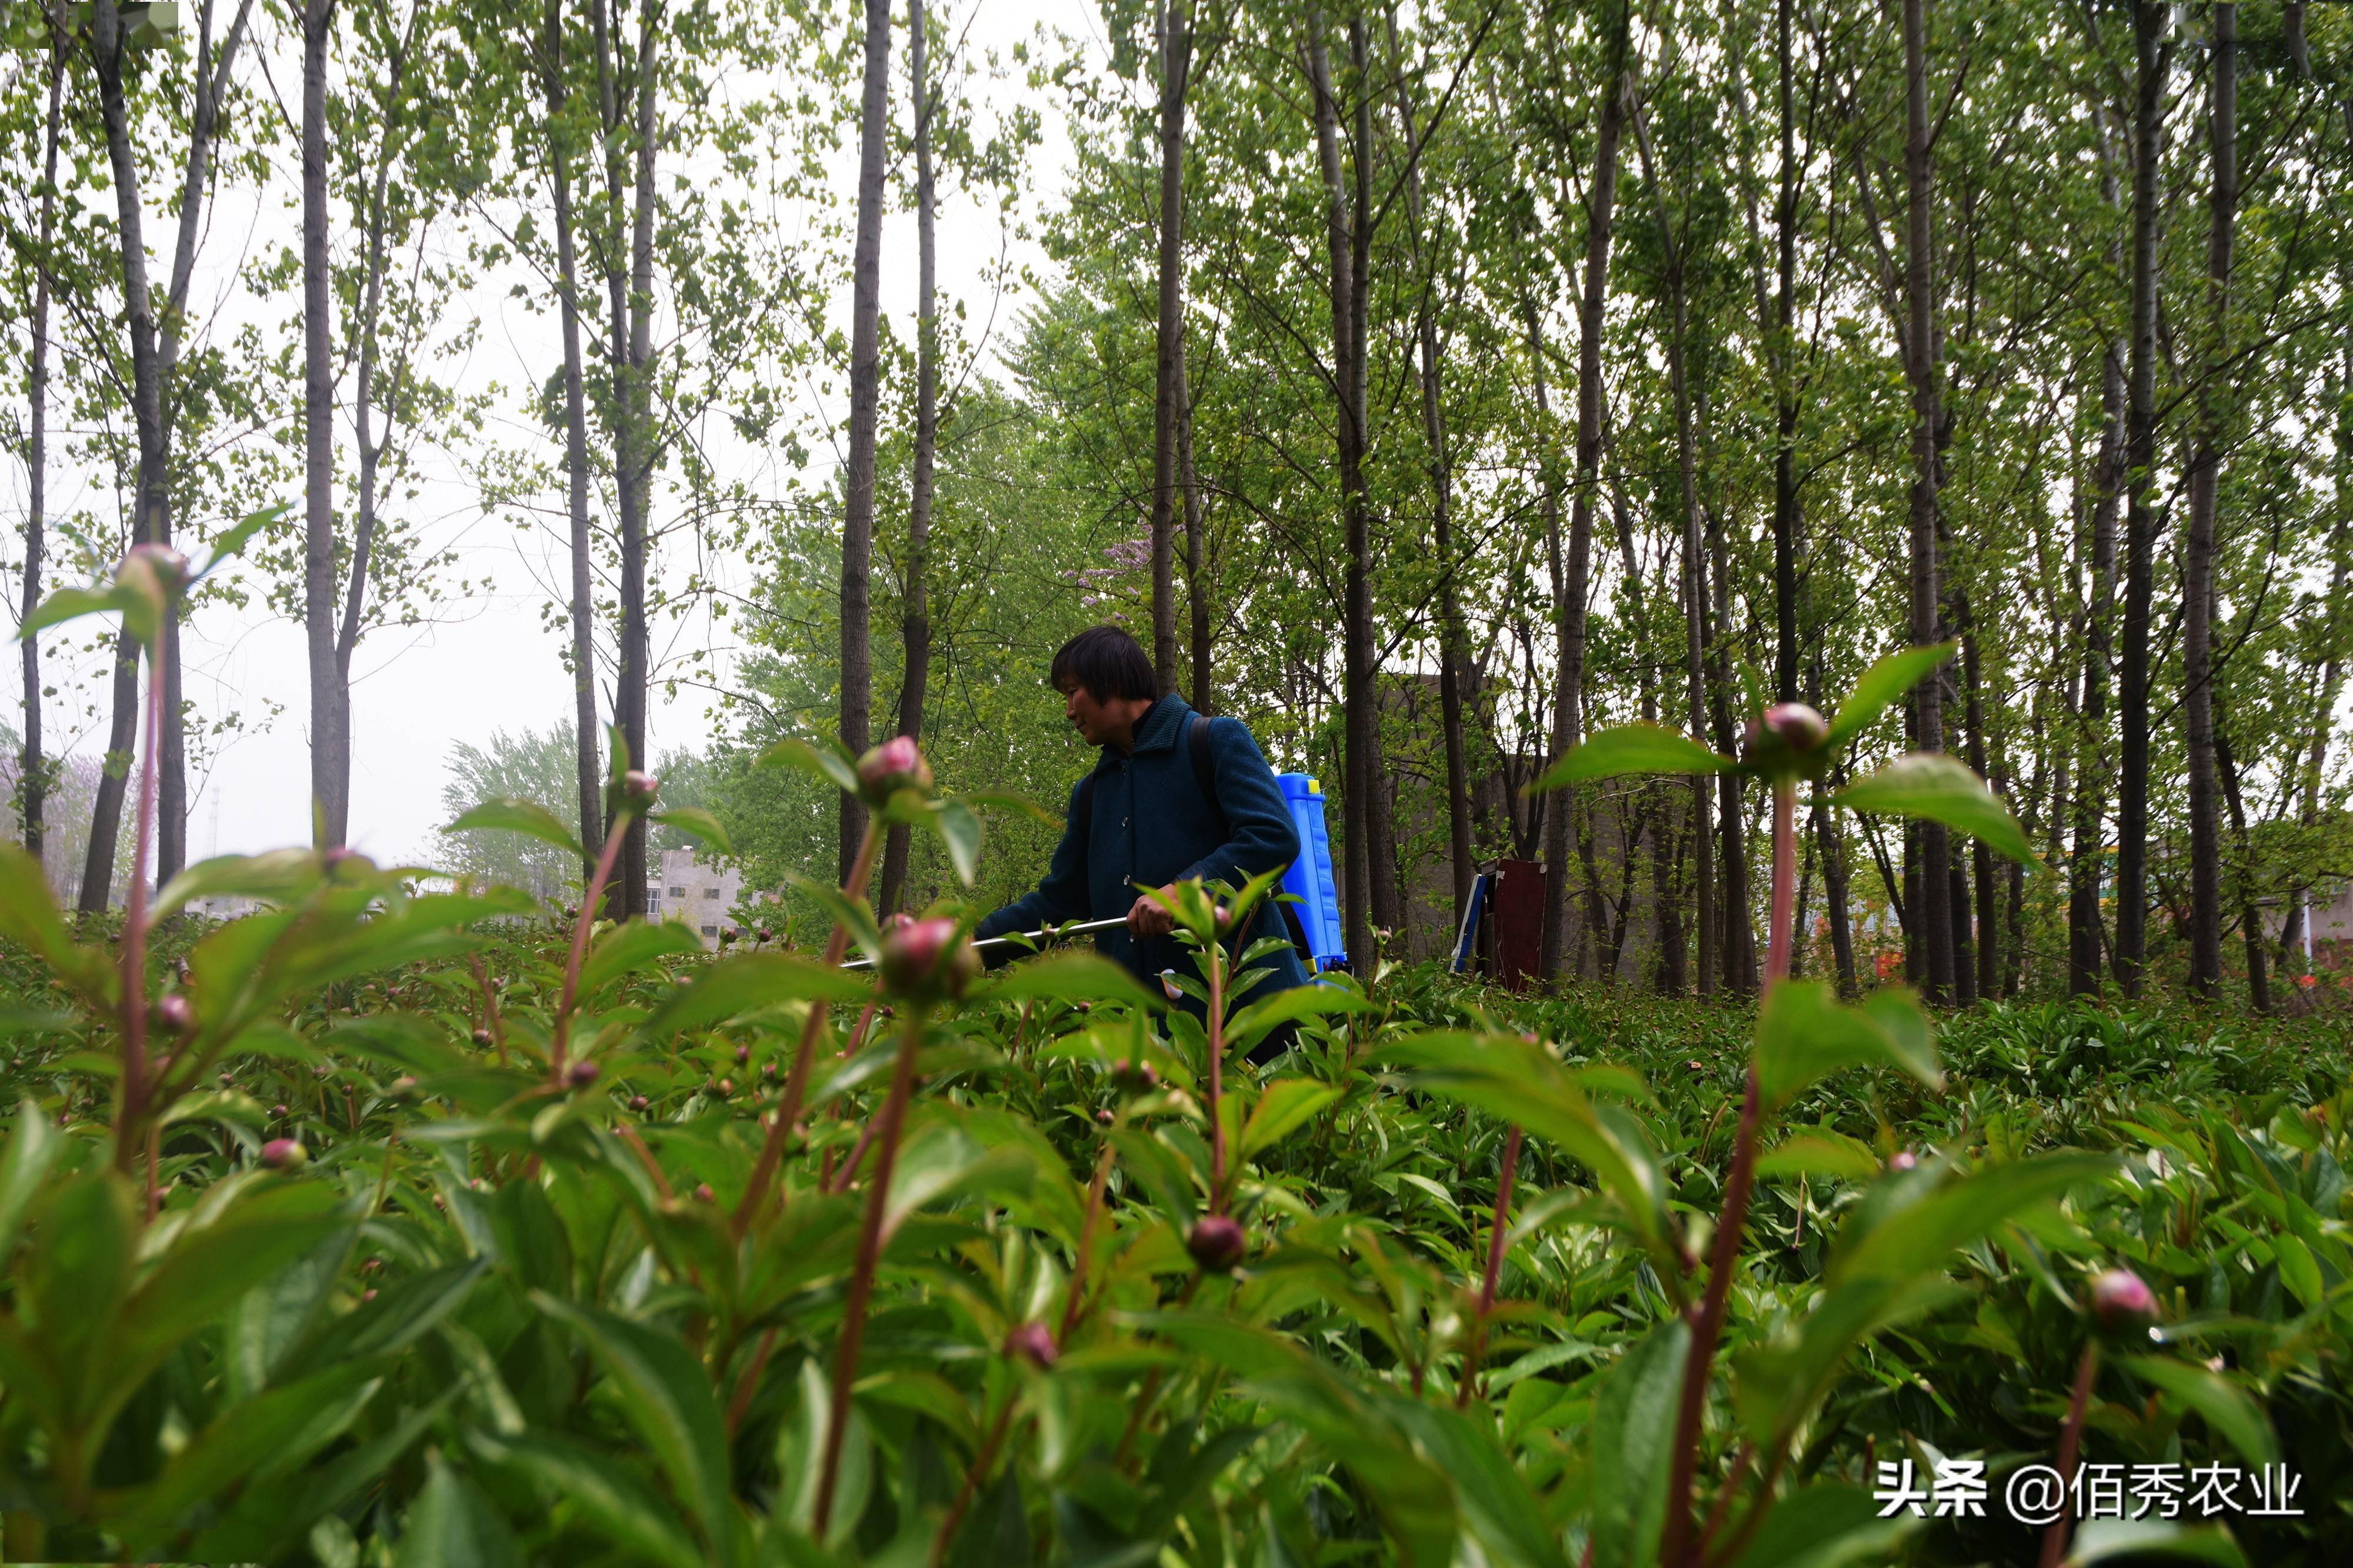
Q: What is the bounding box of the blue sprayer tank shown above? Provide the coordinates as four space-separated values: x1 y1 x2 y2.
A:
1275 773 1347 972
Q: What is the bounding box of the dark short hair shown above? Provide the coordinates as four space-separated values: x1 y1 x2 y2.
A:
1049 625 1156 702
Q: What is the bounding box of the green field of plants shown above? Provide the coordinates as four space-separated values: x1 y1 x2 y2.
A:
2 553 2345 1567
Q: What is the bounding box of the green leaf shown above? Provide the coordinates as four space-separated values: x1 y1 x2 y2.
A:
1831 753 2034 863
1728 1483 1922 1568
0 1102 64 1269
197 502 290 578
395 1454 519 1568
1527 723 1730 792
1223 981 1377 1055
784 872 884 965
1239 1080 1343 1159
1587 1319 1688 1568
756 736 861 796
443 799 586 860
2064 1519 2248 1567
19 584 142 642
1822 643 1955 752
579 919 708 997
1385 1402 1569 1568
636 953 871 1040
531 1293 735 1558
121 1361 385 1551
469 1429 704 1568
1753 982 1942 1116
928 798 982 885
647 806 732 855
2119 1357 2279 1469
979 952 1162 1012
0 845 114 1003
2269 1232 2324 1311
1755 1130 1885 1183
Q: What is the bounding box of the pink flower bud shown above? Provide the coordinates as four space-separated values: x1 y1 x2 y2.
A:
694 1183 715 1203
567 1059 600 1088
271 1103 289 1117
260 1137 308 1170
621 770 661 806
1004 1322 1058 1368
1188 1214 1246 1273
2090 1268 2158 1331
629 1095 649 1112
1888 1150 1919 1172
1095 1108 1114 1126
154 993 194 1033
1740 701 1831 777
361 1288 378 1303
389 1075 419 1099
735 1043 750 1064
114 542 190 619
1112 1059 1159 1094
719 928 736 945
879 916 978 1001
856 736 934 805
472 1027 492 1047
716 1077 734 1097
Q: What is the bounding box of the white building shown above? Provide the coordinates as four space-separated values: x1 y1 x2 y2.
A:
647 847 744 950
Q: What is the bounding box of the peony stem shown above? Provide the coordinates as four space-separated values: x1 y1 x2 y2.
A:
2038 1342 2099 1568
1456 1123 1523 1409
735 816 882 1240
551 807 633 1080
813 999 927 1538
113 642 162 1180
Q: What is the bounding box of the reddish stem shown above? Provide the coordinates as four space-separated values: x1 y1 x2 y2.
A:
735 816 881 1240
113 642 162 1179
1659 773 1796 1564
813 1000 928 1538
1457 1123 1523 1409
2039 1342 2099 1568
551 808 634 1079
1058 1142 1116 1342
931 1393 1018 1567
1206 919 1228 1209
724 1325 781 1438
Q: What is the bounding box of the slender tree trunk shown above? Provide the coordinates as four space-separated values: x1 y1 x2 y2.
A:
2116 1 2169 996
1180 348 1212 713
1808 656 1858 996
878 0 939 917
1392 21 1474 926
19 28 62 863
1149 3 1192 696
1771 0 1799 703
1539 4 1627 984
1629 91 1714 995
86 0 252 905
1965 626 1996 1000
303 0 341 847
545 0 602 886
2214 716 2268 1012
840 0 892 887
336 29 410 829
2182 1 2234 1001
1307 10 1389 966
1901 0 1952 1001
2072 347 2122 993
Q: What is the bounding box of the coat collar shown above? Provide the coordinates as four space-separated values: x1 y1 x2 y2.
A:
1092 693 1191 769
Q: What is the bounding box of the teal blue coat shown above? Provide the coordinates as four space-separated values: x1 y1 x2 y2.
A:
975 694 1312 1013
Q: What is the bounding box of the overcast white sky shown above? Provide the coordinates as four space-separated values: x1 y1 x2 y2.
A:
8 0 1115 874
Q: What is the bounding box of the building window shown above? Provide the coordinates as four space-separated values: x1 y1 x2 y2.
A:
669 885 686 898
704 888 721 898
701 924 718 936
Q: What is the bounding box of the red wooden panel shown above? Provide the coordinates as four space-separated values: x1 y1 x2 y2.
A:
1491 858 1545 993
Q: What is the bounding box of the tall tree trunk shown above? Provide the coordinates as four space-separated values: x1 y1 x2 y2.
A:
1628 90 1714 995
20 25 62 863
594 0 660 918
1307 10 1389 967
303 0 342 847
1965 625 1995 1000
1900 0 1952 1001
1771 0 1799 703
1180 348 1212 712
1808 656 1858 996
2214 716 2268 1012
2072 346 2123 994
1539 3 1627 984
1392 18 1474 927
2182 1 2234 1001
1149 3 1192 696
85 0 251 906
2115 0 2169 996
840 0 892 887
336 28 411 836
878 0 938 917
545 0 602 887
